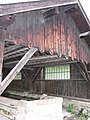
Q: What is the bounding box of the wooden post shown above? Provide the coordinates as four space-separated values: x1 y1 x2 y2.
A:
0 29 4 86
0 43 4 85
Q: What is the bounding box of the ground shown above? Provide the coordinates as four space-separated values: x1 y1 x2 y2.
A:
63 97 90 120
1 92 90 120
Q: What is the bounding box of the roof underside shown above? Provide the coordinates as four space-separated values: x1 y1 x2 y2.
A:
0 0 89 33
64 4 90 33
0 0 78 15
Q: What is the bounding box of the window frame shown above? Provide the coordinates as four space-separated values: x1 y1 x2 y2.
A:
45 64 70 80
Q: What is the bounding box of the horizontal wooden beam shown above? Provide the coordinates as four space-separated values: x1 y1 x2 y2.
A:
0 47 38 95
4 48 29 58
4 55 59 65
4 55 78 68
4 45 22 54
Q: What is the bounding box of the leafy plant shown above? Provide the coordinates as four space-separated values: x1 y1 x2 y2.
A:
67 103 76 114
78 111 88 120
66 103 89 120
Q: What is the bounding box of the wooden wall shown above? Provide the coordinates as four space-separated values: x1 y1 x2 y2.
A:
33 80 90 99
3 63 90 99
4 67 41 92
6 7 90 63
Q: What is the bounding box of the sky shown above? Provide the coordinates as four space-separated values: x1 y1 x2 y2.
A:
80 0 90 20
0 0 90 20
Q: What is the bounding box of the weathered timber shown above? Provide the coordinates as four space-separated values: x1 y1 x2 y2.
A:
4 48 29 58
33 80 88 98
76 62 90 82
0 0 78 16
0 43 4 84
4 6 90 63
4 55 78 68
0 28 5 85
0 47 38 95
4 45 24 54
32 67 42 83
82 62 90 82
0 14 15 28
76 63 88 81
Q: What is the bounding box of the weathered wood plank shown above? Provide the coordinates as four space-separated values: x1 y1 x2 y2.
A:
0 43 4 84
4 8 90 63
34 79 88 98
0 47 38 95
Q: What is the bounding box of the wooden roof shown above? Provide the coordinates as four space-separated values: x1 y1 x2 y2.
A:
0 0 89 33
0 0 78 16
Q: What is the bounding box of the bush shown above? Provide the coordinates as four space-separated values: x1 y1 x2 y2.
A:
67 103 76 114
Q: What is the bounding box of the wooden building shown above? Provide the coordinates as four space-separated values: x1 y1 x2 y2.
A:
0 0 90 98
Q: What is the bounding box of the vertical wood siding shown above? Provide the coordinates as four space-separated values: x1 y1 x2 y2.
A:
6 7 90 63
33 80 90 99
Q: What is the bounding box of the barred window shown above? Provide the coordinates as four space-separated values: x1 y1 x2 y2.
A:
45 65 70 80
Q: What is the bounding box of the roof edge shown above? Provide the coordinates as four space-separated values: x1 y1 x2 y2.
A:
0 0 78 16
77 0 90 29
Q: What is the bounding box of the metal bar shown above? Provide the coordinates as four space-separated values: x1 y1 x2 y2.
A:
0 47 38 95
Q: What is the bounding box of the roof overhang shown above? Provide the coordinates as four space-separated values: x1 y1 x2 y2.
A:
64 1 90 32
0 0 78 16
0 0 89 32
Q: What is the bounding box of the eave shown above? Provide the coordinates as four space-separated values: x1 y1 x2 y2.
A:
0 0 89 33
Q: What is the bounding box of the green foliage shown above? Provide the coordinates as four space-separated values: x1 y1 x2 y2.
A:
67 103 76 114
78 112 88 120
66 103 89 120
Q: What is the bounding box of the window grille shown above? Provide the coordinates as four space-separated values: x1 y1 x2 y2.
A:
45 65 70 80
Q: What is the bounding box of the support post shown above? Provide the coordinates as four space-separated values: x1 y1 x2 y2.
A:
0 28 4 86
0 43 4 85
0 47 38 95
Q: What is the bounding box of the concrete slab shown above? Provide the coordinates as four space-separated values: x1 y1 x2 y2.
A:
0 96 63 120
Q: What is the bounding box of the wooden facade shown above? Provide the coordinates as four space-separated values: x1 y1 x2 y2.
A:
0 0 90 96
3 63 90 99
5 7 90 62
